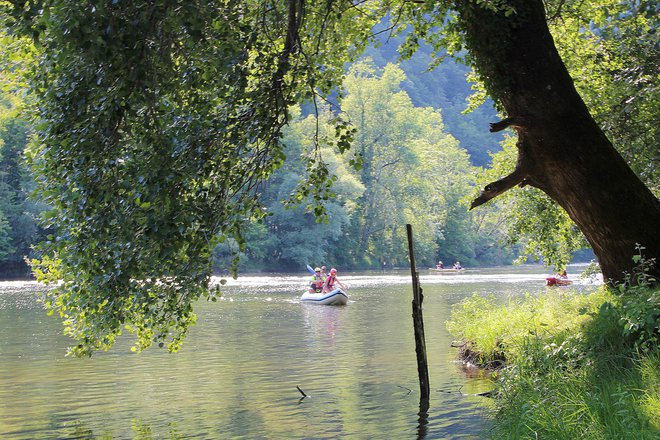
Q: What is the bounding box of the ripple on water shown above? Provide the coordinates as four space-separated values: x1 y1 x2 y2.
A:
0 267 599 439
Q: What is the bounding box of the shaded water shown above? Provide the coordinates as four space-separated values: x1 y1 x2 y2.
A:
0 265 598 439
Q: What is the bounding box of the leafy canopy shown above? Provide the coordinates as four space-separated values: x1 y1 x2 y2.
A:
7 0 380 355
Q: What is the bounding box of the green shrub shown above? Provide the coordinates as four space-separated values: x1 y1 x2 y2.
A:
598 290 660 355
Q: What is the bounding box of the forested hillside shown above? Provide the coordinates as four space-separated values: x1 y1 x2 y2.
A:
362 35 503 167
212 60 516 272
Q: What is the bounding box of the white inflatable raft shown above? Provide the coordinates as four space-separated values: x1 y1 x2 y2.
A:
300 288 349 305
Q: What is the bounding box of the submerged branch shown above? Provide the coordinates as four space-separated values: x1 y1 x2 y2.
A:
397 385 413 396
437 388 495 398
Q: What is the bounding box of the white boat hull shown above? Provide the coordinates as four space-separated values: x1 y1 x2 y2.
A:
429 268 464 273
300 288 349 305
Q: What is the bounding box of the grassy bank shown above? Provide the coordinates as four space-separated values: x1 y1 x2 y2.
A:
447 286 659 439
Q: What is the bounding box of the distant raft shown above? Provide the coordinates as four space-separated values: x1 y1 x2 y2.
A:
546 276 573 287
429 268 465 273
300 288 349 305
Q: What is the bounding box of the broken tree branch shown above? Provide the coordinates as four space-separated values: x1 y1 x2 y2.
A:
470 167 527 210
489 115 529 132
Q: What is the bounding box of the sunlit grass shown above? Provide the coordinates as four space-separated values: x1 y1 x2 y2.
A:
639 353 660 432
447 286 660 439
489 352 659 439
446 288 613 365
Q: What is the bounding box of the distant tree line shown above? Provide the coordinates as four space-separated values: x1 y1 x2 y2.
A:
0 92 46 278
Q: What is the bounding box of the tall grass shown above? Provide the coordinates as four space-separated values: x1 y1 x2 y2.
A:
447 286 660 439
446 289 612 366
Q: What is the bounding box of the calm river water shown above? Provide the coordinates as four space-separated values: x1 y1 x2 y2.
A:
0 265 598 439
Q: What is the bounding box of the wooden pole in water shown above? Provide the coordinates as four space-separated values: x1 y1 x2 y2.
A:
406 224 430 402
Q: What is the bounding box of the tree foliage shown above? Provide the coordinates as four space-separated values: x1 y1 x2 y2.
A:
469 0 659 270
223 105 365 271
340 60 468 267
474 137 589 270
0 70 45 275
7 0 380 355
362 34 503 167
1 0 657 354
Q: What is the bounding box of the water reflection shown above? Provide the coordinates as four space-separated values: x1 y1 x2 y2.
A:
0 265 598 439
417 398 430 439
301 304 345 347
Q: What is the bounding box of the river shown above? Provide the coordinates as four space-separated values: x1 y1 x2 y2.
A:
0 265 599 439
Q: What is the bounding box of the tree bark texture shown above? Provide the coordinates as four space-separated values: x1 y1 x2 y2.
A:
459 0 660 283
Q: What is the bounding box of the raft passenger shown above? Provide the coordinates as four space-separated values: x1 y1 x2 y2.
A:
323 268 347 293
309 267 324 293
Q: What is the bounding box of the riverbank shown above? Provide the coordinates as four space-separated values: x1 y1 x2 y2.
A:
447 285 659 439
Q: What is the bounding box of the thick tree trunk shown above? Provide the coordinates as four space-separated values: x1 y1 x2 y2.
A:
459 0 660 283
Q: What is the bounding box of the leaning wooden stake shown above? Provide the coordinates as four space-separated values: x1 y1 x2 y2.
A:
406 224 430 402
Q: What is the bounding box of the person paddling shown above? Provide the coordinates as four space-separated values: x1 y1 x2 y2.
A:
323 268 347 293
309 267 324 293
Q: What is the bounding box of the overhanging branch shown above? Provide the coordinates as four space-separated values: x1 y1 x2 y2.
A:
470 167 527 210
489 116 529 133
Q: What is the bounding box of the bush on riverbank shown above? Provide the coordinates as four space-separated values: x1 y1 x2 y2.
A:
447 286 659 439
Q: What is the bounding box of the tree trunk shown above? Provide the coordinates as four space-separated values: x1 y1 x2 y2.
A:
460 0 660 283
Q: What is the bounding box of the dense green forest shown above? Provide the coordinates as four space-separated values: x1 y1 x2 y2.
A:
212 60 517 272
0 41 518 277
0 90 44 277
1 21 653 276
0 0 657 281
